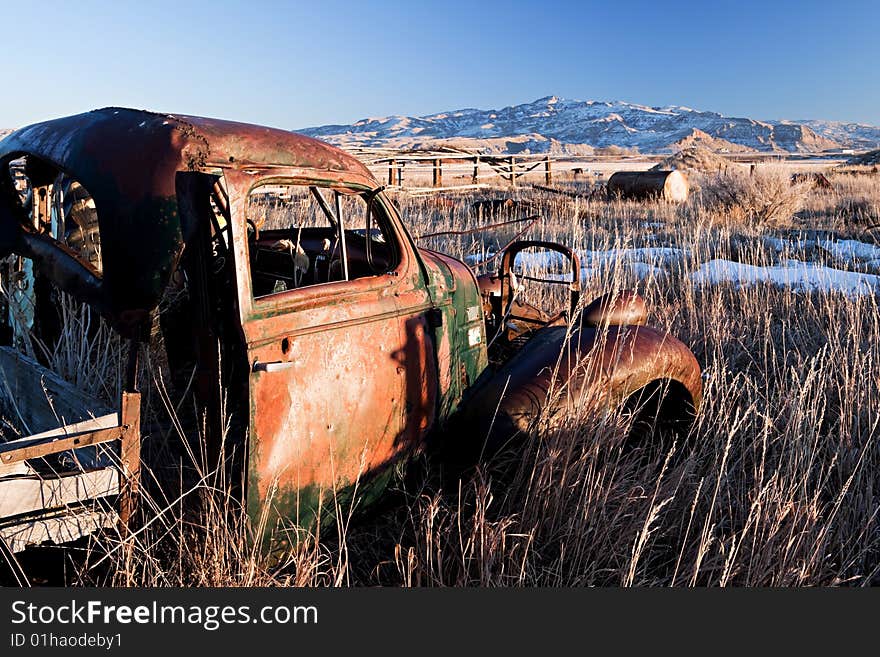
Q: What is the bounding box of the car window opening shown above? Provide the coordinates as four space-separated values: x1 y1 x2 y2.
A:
4 158 103 276
246 184 398 299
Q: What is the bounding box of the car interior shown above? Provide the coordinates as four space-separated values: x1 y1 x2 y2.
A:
246 185 398 297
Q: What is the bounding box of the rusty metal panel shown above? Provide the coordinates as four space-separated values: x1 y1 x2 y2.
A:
581 291 648 327
416 249 489 417
246 313 409 530
0 108 379 334
456 322 702 446
225 173 440 543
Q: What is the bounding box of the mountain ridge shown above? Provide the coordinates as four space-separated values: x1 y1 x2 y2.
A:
299 96 880 154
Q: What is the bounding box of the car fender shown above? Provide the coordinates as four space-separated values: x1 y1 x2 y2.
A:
454 322 702 451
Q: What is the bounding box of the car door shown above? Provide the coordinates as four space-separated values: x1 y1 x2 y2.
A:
229 177 434 537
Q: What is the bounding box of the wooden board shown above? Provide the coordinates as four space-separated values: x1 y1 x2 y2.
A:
0 414 121 465
0 460 29 477
23 413 119 442
0 467 119 519
0 507 118 554
0 346 112 438
0 349 138 553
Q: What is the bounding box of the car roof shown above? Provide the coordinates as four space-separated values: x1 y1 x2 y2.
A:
0 107 375 182
0 108 378 331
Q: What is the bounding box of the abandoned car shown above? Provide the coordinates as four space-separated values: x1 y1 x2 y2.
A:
0 108 702 554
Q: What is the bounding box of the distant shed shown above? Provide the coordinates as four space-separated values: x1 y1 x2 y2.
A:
607 170 689 203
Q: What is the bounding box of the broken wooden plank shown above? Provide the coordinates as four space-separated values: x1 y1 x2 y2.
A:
0 468 119 519
20 413 119 442
0 426 126 465
118 391 141 525
0 507 117 553
0 460 30 478
0 346 112 437
0 411 116 477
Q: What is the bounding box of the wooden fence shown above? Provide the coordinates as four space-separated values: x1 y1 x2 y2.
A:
366 153 567 191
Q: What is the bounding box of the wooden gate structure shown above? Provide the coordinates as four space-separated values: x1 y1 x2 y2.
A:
368 152 559 191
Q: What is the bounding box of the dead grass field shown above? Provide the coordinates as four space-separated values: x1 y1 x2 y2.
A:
13 164 880 587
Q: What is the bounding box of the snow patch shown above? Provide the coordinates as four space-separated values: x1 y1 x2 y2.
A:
467 240 880 297
581 248 688 267
692 259 880 296
817 239 880 264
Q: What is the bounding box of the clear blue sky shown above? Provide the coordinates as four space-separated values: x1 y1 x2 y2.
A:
2 0 878 129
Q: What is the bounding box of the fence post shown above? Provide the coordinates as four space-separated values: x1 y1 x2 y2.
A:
472 156 480 185
510 156 517 187
544 157 552 185
388 160 396 186
433 158 443 187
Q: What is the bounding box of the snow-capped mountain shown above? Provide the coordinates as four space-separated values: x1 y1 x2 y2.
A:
299 96 880 154
794 120 880 151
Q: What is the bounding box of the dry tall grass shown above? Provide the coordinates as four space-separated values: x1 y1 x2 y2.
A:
15 168 880 586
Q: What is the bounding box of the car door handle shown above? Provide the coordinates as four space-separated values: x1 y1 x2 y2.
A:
253 360 295 373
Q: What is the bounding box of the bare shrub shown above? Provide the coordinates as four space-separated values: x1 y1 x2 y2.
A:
699 168 812 227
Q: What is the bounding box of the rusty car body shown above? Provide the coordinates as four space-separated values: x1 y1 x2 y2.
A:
0 108 701 554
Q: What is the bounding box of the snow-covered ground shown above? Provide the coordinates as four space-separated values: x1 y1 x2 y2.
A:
692 259 880 296
470 236 880 297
